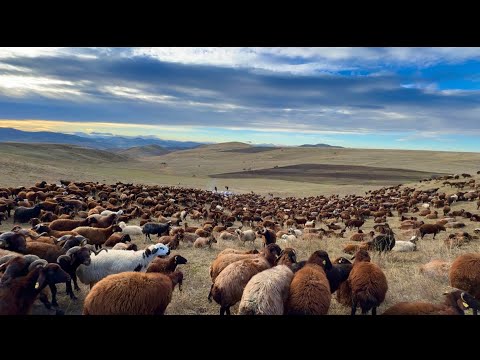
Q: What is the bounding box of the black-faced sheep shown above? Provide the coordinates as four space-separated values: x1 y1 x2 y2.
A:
449 253 480 313
83 270 183 315
348 249 388 315
382 291 480 315
238 264 294 315
286 250 332 315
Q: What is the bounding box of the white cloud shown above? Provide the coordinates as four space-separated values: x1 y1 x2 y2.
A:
0 74 86 98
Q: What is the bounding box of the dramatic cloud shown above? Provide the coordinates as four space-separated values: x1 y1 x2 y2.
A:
0 47 479 150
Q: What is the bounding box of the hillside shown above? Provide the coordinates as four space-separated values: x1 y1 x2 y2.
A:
118 144 170 158
299 143 344 148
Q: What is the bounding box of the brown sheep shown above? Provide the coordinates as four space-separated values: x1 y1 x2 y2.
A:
157 233 182 250
450 253 480 313
104 233 132 247
286 250 332 315
257 227 276 247
349 230 375 242
348 249 388 315
83 271 183 315
72 224 122 249
418 223 446 239
182 232 199 243
382 291 480 315
210 244 281 315
193 235 217 248
146 254 188 274
420 259 451 280
49 217 96 231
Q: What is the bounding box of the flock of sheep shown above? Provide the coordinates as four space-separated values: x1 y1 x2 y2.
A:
0 171 479 315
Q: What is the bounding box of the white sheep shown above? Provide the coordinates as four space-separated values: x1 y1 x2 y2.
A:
288 228 302 237
281 234 296 242
238 265 294 315
118 221 143 236
100 209 124 217
235 229 256 244
392 236 418 252
76 243 170 287
304 220 315 228
421 203 430 209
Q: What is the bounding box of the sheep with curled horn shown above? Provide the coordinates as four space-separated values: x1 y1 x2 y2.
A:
55 246 105 302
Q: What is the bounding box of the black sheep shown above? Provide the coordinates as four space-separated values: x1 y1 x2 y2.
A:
142 221 172 241
13 204 43 224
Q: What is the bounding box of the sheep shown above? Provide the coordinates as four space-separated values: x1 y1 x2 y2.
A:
111 243 138 251
209 243 281 315
288 228 302 237
345 219 365 230
449 253 480 312
89 213 119 229
146 254 187 274
218 231 237 242
280 234 297 242
444 221 466 228
419 223 446 239
194 235 217 248
118 221 143 236
348 249 388 315
419 259 451 281
32 224 78 239
142 221 172 241
256 227 276 247
83 270 183 315
304 220 315 228
100 209 124 217
286 250 332 315
49 217 96 231
104 233 132 247
238 265 294 315
216 248 259 257
157 233 182 250
235 229 257 244
324 255 353 294
382 290 480 315
13 204 43 224
182 232 200 243
76 243 171 288
0 257 70 315
1 233 68 264
55 246 95 302
392 236 418 252
73 224 123 249
349 230 374 242
275 248 297 268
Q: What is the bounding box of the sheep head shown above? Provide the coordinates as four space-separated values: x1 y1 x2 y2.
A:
150 243 170 257
174 255 188 265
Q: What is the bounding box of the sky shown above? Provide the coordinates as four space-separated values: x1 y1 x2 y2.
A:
0 47 480 151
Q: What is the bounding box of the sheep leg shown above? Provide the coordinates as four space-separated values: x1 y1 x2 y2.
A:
226 307 231 315
72 273 80 291
372 307 377 315
49 284 59 307
350 302 357 316
66 281 77 300
220 306 226 315
38 291 52 309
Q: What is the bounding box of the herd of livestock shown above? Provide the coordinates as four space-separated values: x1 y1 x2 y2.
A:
0 171 480 315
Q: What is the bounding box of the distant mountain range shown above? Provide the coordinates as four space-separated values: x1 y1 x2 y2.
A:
299 143 344 148
0 128 204 150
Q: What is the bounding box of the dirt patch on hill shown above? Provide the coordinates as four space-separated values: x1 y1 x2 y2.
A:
211 163 447 185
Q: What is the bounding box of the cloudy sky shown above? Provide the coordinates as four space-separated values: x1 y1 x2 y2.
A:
0 47 479 151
